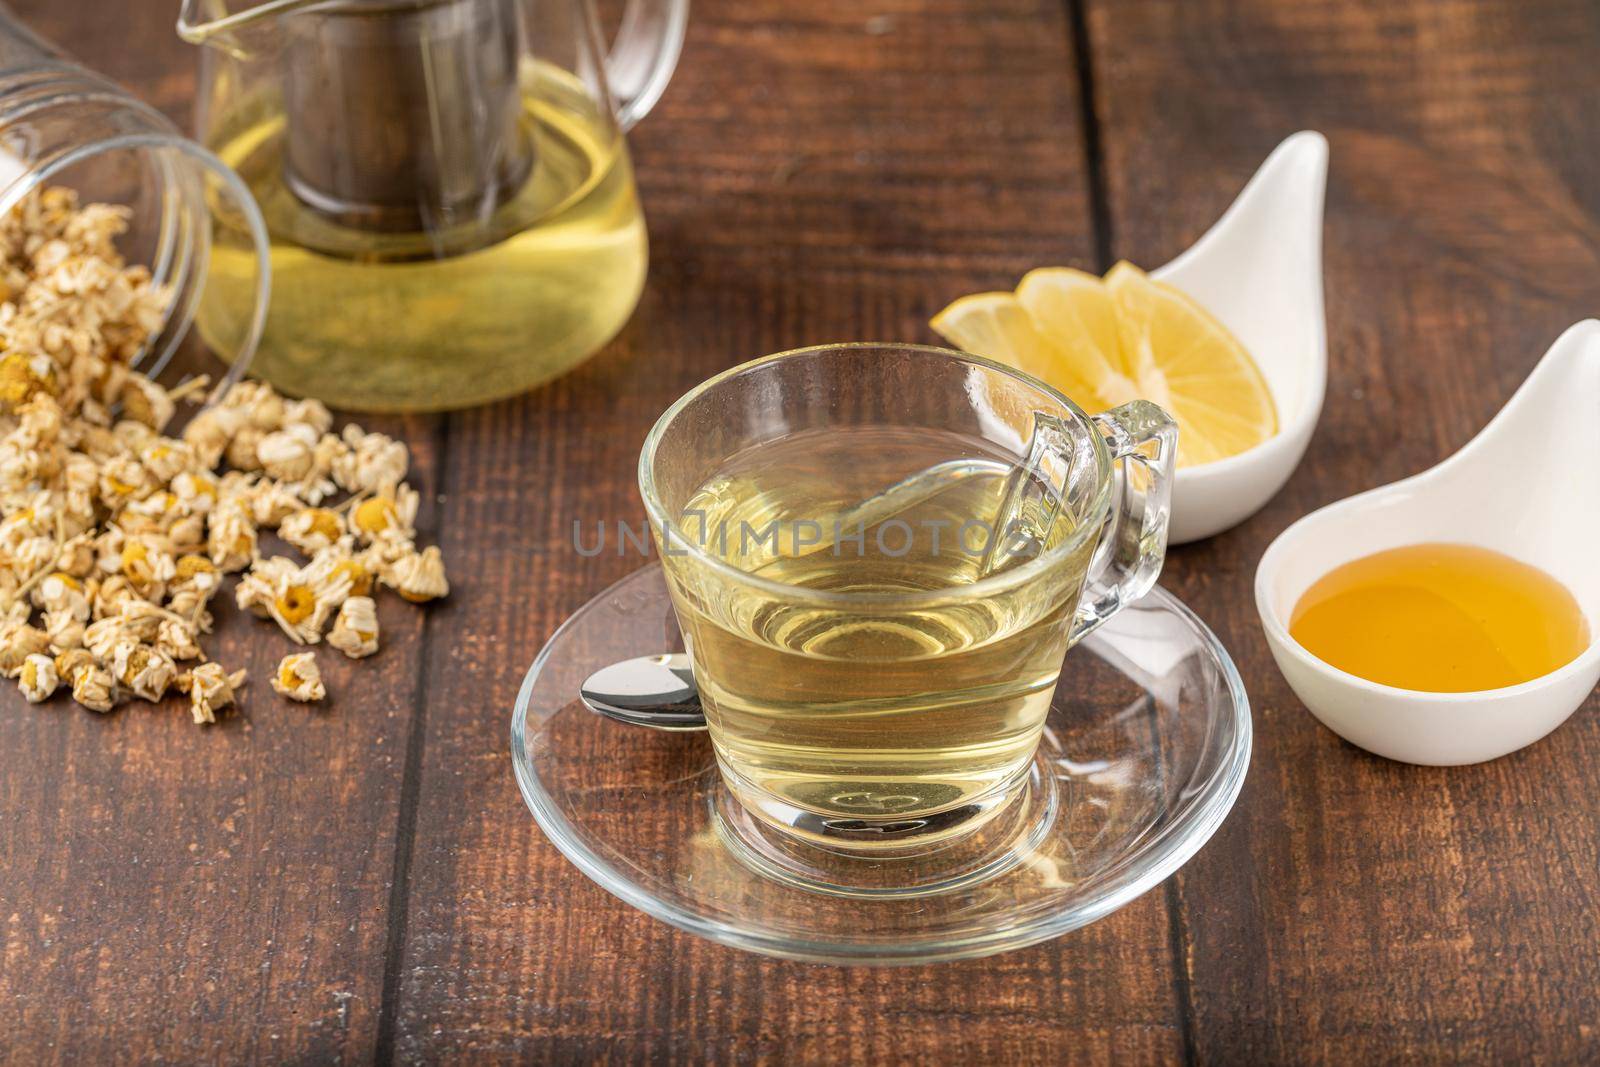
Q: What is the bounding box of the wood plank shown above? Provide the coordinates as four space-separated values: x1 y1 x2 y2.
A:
0 8 436 1061
1085 0 1600 1061
385 0 1188 1060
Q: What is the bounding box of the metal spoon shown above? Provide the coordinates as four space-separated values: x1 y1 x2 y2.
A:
580 653 706 730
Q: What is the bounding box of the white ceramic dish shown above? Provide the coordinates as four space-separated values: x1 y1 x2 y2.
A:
1255 321 1600 765
1154 131 1328 543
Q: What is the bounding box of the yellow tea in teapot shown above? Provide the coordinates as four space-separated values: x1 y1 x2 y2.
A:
1289 543 1589 692
197 65 647 412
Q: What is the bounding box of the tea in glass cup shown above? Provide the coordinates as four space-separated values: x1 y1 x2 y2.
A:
639 344 1176 868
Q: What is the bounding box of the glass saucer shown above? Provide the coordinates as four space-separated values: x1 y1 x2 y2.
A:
510 565 1251 965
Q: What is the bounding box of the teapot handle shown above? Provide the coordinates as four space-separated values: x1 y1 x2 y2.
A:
605 0 689 131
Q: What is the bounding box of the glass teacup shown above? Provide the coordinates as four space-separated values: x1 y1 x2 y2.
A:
639 344 1176 880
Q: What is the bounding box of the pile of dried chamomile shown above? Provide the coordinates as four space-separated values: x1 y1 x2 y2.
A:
0 188 446 723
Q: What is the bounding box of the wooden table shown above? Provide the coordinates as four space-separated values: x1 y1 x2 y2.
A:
3 0 1598 1062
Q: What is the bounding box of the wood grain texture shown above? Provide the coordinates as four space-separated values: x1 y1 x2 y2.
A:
3 0 1599 1062
1086 0 1600 1062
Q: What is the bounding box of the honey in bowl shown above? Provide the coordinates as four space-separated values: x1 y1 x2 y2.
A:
1289 543 1590 693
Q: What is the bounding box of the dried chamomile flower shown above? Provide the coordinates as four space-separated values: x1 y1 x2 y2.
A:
156 617 203 661
214 469 254 504
0 352 58 412
17 652 58 703
351 485 418 543
14 395 63 446
0 621 51 677
11 535 59 577
236 555 349 644
171 553 220 594
166 594 215 635
225 425 264 471
76 397 114 429
111 640 176 702
53 648 93 686
122 498 201 553
272 652 325 702
280 507 343 555
254 422 318 482
177 662 247 725
222 380 285 431
275 572 349 644
383 545 449 603
283 397 333 435
244 479 304 528
0 447 43 500
234 555 298 617
340 555 378 598
0 496 50 547
35 572 89 619
113 419 158 454
90 575 142 619
122 489 179 525
291 434 343 504
71 664 117 713
60 453 99 503
119 375 174 431
314 542 377 599
207 499 256 572
139 438 194 483
98 453 151 506
170 470 218 515
91 525 124 571
118 536 175 599
328 596 378 659
43 608 84 653
166 514 206 556
334 425 408 495
181 404 243 469
74 424 122 464
81 614 141 661
61 491 97 538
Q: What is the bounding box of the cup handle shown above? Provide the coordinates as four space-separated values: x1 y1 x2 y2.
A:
1069 400 1179 644
606 0 690 132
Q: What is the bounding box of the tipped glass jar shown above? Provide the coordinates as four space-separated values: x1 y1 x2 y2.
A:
0 2 268 396
179 0 687 413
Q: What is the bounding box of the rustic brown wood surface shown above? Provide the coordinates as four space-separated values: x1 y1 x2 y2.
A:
1 0 1597 1063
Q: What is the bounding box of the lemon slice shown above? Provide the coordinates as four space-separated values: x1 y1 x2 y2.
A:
931 262 1277 467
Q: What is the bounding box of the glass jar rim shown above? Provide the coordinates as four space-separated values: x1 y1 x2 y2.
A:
636 342 1115 609
0 128 271 405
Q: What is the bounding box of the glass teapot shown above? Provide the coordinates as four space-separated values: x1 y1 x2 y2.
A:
177 0 687 412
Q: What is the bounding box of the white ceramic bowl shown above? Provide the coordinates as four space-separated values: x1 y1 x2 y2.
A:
1154 131 1328 544
1255 321 1600 764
